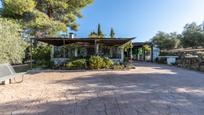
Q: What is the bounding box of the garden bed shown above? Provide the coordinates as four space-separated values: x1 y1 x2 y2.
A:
65 56 135 71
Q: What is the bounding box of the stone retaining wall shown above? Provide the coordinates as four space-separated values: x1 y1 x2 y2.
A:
160 49 204 72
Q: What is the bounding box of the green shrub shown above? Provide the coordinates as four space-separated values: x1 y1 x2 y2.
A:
113 64 125 70
47 60 54 68
66 59 87 70
88 56 105 69
125 64 135 70
0 18 27 64
34 60 54 68
103 57 113 69
124 57 129 62
32 44 51 61
30 44 52 68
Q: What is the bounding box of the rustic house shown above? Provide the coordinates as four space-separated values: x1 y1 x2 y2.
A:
34 37 135 64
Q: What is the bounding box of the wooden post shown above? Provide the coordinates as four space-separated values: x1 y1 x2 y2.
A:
51 46 54 59
96 44 99 55
151 45 154 62
94 40 99 55
110 47 113 58
136 48 139 61
74 48 78 57
130 46 133 61
143 47 146 61
120 47 124 62
30 38 33 69
94 40 96 55
63 39 66 58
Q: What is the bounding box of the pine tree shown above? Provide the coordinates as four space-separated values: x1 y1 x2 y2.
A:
1 0 94 36
97 24 104 38
110 27 115 38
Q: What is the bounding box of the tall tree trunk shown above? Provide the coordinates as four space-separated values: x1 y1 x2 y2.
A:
47 5 53 18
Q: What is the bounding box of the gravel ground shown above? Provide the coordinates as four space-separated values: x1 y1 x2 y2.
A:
0 62 204 115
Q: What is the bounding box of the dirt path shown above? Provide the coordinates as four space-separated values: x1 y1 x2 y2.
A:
0 63 204 115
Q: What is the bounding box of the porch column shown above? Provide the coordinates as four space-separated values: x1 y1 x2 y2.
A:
30 38 33 69
51 46 54 59
137 48 139 61
63 39 66 58
120 47 124 62
143 47 146 61
151 45 154 62
95 44 99 55
130 47 133 60
110 47 113 58
74 48 78 57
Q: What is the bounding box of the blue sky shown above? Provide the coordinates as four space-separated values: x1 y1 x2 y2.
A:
75 0 204 41
1 0 204 42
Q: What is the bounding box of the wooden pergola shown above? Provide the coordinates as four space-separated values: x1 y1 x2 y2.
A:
29 37 135 68
34 37 134 56
34 37 134 46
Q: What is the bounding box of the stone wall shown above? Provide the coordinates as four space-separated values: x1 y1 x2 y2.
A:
161 48 204 72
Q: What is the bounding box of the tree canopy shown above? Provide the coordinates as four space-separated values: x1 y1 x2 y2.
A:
151 32 181 50
181 22 204 48
1 0 94 36
97 24 104 38
143 44 151 52
0 18 26 64
152 22 204 50
89 24 117 38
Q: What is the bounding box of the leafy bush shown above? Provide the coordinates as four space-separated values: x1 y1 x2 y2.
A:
112 64 135 70
32 44 51 61
31 44 52 67
0 18 27 64
64 56 133 71
66 59 87 70
124 57 129 62
113 64 125 70
88 56 105 69
125 64 135 69
34 60 54 68
66 56 113 70
103 57 113 69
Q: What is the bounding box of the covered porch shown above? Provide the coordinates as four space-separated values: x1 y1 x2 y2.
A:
35 37 134 64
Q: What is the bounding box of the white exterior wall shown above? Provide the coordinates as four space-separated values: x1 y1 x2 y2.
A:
167 57 176 65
